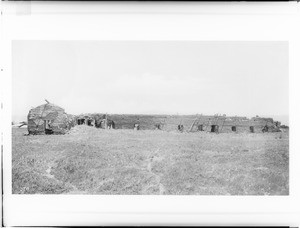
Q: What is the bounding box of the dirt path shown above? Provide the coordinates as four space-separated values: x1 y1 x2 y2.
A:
43 164 87 194
146 148 166 195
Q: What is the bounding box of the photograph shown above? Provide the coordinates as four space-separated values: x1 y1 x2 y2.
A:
12 40 289 195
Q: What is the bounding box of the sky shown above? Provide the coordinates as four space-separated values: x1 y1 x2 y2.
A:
12 41 289 124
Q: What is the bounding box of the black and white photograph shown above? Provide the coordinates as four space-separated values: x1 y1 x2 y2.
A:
11 40 289 195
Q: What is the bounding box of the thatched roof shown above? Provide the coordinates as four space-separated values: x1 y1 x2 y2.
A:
28 103 65 120
27 103 71 134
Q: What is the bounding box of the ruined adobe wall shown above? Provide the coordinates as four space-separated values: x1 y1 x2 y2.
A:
107 114 278 132
72 112 279 133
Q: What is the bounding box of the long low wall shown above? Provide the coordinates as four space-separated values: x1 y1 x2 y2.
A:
78 114 280 133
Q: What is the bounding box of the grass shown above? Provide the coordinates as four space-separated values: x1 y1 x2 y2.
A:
12 125 289 195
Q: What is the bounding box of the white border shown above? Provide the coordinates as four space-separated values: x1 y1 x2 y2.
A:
1 2 300 226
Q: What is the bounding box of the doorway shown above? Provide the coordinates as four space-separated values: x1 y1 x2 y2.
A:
44 120 53 134
87 119 93 126
77 119 85 125
198 124 204 131
211 125 219 133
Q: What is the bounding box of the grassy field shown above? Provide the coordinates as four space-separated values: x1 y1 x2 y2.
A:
12 126 289 195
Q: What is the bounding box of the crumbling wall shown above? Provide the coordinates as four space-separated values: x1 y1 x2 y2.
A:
106 114 280 133
33 107 280 134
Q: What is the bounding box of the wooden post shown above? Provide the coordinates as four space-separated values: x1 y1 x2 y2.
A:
162 117 167 130
219 115 226 133
215 114 220 133
189 116 198 132
105 113 108 129
189 114 202 132
205 118 211 132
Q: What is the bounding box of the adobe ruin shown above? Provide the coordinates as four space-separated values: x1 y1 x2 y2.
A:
26 102 284 135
